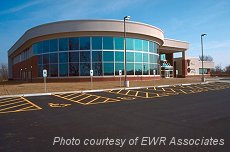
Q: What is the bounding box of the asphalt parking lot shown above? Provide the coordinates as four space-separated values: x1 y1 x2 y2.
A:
0 82 230 151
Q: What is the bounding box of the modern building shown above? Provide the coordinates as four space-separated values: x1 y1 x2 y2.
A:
8 20 189 81
174 57 214 76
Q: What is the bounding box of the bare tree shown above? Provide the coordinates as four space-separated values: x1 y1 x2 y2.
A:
225 65 230 74
0 63 8 81
199 55 213 61
211 64 222 75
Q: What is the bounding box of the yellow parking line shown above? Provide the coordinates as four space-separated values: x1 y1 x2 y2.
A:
186 86 194 90
125 90 130 95
85 97 120 105
75 95 92 102
193 86 207 90
0 102 29 112
179 89 187 94
53 94 85 105
0 98 21 104
0 97 15 102
15 105 37 111
86 97 100 104
146 92 149 98
190 90 195 93
69 94 85 100
103 98 110 103
117 89 123 93
0 100 25 107
170 89 176 92
21 97 42 110
61 93 76 98
135 91 139 96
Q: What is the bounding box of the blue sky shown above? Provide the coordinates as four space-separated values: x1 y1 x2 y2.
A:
0 0 230 68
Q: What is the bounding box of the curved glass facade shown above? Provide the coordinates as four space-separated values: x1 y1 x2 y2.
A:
32 36 159 77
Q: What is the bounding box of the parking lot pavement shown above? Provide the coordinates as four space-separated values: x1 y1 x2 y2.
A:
0 82 229 115
0 82 230 151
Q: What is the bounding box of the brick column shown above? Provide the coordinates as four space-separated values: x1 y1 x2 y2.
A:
181 51 187 78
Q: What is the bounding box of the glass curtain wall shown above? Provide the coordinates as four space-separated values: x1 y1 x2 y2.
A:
32 36 159 77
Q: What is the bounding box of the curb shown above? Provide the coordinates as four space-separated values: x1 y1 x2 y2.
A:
0 81 214 99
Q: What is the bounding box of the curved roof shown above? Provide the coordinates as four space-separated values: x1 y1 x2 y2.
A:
8 19 164 56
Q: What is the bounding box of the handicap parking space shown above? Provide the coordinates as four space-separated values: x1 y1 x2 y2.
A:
53 92 120 105
0 96 42 114
189 82 230 91
87 91 137 101
107 89 166 98
52 82 230 107
1 82 230 115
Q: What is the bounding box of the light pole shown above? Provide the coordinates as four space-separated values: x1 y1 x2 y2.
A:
201 34 207 82
124 15 130 87
30 66 33 82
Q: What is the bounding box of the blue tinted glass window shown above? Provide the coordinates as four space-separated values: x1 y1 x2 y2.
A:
50 39 58 52
59 38 68 51
103 51 114 62
50 64 58 77
199 68 208 74
69 52 79 62
114 37 124 50
80 63 90 76
149 54 154 63
69 63 79 76
150 64 158 75
149 41 154 53
126 38 134 50
43 54 49 64
143 40 148 52
154 55 159 64
80 37 90 50
135 63 142 75
33 43 39 54
37 42 43 54
69 38 79 50
115 63 124 75
50 53 58 63
160 54 166 61
59 52 68 63
59 64 68 76
103 63 114 75
43 40 49 53
92 37 102 50
127 52 134 62
127 63 134 75
135 52 142 62
115 51 124 62
38 65 43 77
154 42 158 53
135 39 142 51
143 63 149 75
38 55 43 64
143 53 148 63
103 37 114 50
92 63 102 76
92 51 102 62
80 51 90 62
